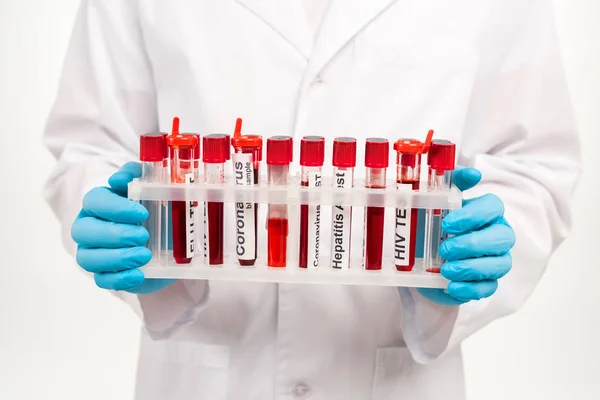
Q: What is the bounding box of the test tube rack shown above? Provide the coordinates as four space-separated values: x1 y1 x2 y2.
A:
128 176 462 289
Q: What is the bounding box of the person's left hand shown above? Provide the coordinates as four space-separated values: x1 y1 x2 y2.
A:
418 167 515 306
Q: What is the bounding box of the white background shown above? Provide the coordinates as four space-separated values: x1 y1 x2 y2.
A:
0 1 598 399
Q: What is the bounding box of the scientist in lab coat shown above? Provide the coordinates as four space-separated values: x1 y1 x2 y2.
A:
43 0 581 399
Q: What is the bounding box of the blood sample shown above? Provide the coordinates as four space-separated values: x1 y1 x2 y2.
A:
140 133 167 260
165 117 199 264
266 136 293 268
363 138 389 271
424 140 456 273
231 118 262 266
299 136 325 269
392 130 434 272
202 134 228 266
330 137 356 270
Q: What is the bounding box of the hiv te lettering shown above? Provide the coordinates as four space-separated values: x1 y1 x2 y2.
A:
395 208 408 261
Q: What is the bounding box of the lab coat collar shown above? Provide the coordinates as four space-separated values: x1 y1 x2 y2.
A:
236 0 399 83
306 0 399 84
235 0 313 59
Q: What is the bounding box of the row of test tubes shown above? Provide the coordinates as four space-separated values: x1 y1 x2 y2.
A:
139 117 456 273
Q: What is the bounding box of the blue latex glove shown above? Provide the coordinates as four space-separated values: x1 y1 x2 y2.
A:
71 162 175 294
418 167 515 306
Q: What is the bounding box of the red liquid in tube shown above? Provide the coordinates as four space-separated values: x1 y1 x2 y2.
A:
266 136 293 268
393 139 424 272
166 118 198 264
363 138 389 271
203 134 228 266
299 136 325 269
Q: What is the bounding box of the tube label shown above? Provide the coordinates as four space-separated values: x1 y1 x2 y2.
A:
331 170 352 269
233 153 256 261
185 173 196 259
307 170 322 268
394 183 413 267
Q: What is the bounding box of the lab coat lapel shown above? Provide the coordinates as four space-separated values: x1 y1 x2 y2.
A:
235 0 313 59
305 0 400 84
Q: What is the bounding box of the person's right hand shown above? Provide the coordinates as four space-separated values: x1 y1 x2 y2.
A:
71 162 174 294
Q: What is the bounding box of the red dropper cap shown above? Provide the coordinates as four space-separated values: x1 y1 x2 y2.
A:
140 133 166 162
332 137 357 168
300 136 325 167
428 140 456 171
267 136 293 165
203 134 228 163
231 118 263 148
365 138 389 168
394 139 422 168
166 117 198 159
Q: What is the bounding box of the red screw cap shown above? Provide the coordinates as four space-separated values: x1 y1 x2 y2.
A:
365 138 389 168
332 137 357 168
267 136 293 165
203 134 228 163
300 136 325 167
193 134 201 160
140 133 166 162
223 134 231 160
428 140 456 171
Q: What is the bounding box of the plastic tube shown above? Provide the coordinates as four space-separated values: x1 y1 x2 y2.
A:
161 133 170 256
363 138 389 271
299 136 325 269
231 118 262 266
266 136 293 268
192 135 202 257
393 139 422 272
140 133 167 260
330 137 356 270
166 118 199 264
203 134 228 266
424 140 456 273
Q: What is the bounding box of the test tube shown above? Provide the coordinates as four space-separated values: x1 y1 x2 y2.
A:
266 136 293 268
202 134 228 266
165 118 199 264
330 137 356 270
393 139 422 272
424 140 456 273
193 135 202 257
231 119 262 266
363 138 389 271
140 133 167 260
161 133 170 256
299 136 325 269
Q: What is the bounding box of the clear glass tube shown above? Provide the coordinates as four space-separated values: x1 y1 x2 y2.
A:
203 162 225 266
267 165 289 267
363 167 386 270
424 168 453 272
299 166 323 269
395 153 421 272
141 161 164 261
331 166 354 269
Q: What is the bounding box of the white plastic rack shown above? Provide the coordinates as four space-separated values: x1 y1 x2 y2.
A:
128 176 461 288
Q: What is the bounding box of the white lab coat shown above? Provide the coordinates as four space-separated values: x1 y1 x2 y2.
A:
43 0 581 399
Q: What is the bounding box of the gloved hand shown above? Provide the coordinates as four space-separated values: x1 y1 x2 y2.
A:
418 167 515 306
71 162 175 294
